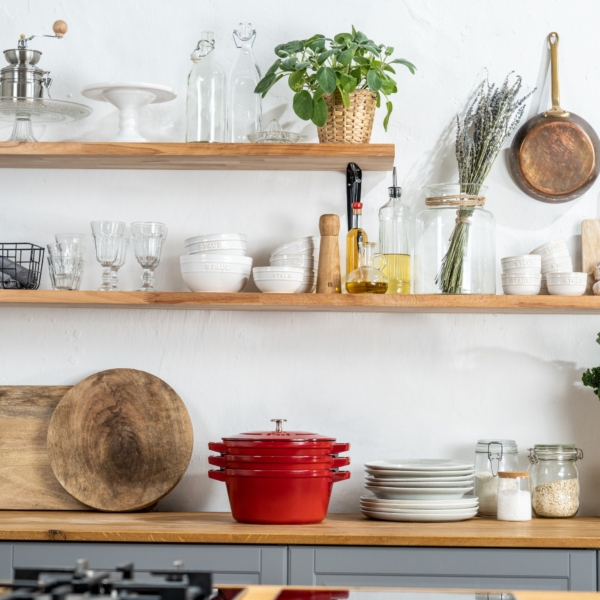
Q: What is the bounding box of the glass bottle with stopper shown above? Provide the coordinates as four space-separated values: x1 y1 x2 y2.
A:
379 167 411 294
228 23 262 142
0 20 92 141
346 201 367 279
186 31 226 142
346 241 388 294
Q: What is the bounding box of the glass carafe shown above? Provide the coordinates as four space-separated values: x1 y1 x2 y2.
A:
186 31 226 142
379 168 411 294
228 23 262 142
346 242 388 294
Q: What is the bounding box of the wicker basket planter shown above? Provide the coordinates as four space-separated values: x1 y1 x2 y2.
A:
318 89 378 144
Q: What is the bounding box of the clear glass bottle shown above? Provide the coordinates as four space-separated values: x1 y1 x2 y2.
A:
528 445 583 518
379 167 411 294
497 472 532 521
186 31 226 142
228 23 261 143
346 242 388 294
346 201 367 278
474 439 519 516
415 183 495 294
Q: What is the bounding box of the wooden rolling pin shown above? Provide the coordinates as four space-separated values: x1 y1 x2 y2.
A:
317 214 341 293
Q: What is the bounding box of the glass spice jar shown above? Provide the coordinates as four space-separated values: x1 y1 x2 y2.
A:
497 471 532 521
414 183 495 294
474 439 519 516
528 445 583 518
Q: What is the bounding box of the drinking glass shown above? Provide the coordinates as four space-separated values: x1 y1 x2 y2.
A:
110 227 130 290
55 234 86 290
131 222 167 291
91 221 126 291
47 243 82 290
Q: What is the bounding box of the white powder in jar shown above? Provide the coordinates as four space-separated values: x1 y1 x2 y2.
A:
475 471 498 515
497 488 532 521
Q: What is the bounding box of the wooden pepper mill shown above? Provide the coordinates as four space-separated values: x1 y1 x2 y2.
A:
317 214 341 293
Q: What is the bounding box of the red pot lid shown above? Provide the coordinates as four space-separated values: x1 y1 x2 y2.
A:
222 419 336 443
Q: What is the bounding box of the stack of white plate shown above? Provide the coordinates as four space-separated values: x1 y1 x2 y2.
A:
361 459 477 522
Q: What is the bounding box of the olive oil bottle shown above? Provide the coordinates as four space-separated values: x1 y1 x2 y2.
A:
346 201 367 277
379 168 411 294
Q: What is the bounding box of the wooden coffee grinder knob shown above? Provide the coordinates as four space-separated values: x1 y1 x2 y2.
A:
52 20 68 37
317 214 341 294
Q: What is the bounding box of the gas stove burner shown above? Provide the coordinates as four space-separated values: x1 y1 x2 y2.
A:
2 559 214 600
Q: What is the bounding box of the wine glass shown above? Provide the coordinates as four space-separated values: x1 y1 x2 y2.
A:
131 222 167 292
91 221 126 291
110 227 130 290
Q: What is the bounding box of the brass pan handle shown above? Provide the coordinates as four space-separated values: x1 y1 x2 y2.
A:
545 32 570 118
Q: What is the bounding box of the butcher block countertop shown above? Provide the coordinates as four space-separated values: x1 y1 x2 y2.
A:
1 512 600 547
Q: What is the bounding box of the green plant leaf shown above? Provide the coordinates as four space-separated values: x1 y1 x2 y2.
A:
311 38 326 53
382 64 396 74
254 73 277 95
383 100 393 131
265 59 282 77
334 32 353 44
375 91 381 108
317 49 336 64
391 58 417 74
312 97 328 127
380 77 397 95
313 87 325 101
337 48 354 67
275 44 288 58
282 40 305 54
293 90 314 120
339 73 357 93
337 85 350 108
360 42 380 55
354 31 367 43
288 69 306 92
350 67 362 82
385 46 394 56
295 61 311 70
351 25 357 38
353 56 370 66
366 69 383 92
316 66 337 94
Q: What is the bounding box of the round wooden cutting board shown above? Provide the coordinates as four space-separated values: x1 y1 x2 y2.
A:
47 368 193 512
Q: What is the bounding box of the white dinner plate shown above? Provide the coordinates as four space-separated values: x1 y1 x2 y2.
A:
361 509 477 522
366 485 473 500
366 459 474 471
365 479 473 489
365 474 474 484
361 506 478 515
360 496 478 510
365 469 474 478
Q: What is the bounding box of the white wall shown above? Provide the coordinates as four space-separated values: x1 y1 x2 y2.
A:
1 0 600 514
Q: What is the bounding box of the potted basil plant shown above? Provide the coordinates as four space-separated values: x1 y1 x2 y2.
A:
254 27 415 143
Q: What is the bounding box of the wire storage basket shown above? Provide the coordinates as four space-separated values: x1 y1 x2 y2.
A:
0 243 44 289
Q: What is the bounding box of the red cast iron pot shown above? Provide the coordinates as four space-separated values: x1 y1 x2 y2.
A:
208 454 350 470
208 468 350 524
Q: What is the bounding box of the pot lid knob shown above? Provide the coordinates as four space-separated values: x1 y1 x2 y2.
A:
271 418 287 433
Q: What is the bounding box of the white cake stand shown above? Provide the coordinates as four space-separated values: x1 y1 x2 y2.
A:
81 82 177 142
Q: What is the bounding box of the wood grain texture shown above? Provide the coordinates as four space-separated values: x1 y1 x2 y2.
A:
0 386 89 510
2 290 600 313
317 215 341 294
0 142 394 172
1 512 600 547
581 219 600 294
47 369 193 512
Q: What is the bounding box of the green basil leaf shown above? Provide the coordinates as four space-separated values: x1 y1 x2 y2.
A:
383 101 393 131
254 73 276 95
337 48 354 67
293 90 314 120
316 66 337 94
312 97 328 127
391 58 417 74
288 69 306 92
366 69 382 92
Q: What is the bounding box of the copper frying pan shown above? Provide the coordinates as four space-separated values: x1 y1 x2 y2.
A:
509 33 599 203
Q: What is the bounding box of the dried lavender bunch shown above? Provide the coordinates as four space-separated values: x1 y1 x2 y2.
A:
437 73 534 294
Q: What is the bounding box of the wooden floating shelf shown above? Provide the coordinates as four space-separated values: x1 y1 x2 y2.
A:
1 290 600 313
0 142 394 171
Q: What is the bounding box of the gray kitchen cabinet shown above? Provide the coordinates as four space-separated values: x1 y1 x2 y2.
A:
11 543 288 585
288 546 597 591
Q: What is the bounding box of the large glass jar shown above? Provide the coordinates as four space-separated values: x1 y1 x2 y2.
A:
474 439 519 516
528 445 583 518
415 183 495 294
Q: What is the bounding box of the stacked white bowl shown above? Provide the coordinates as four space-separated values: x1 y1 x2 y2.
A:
530 238 585 295
180 233 252 292
361 459 477 523
253 236 318 293
501 254 542 295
